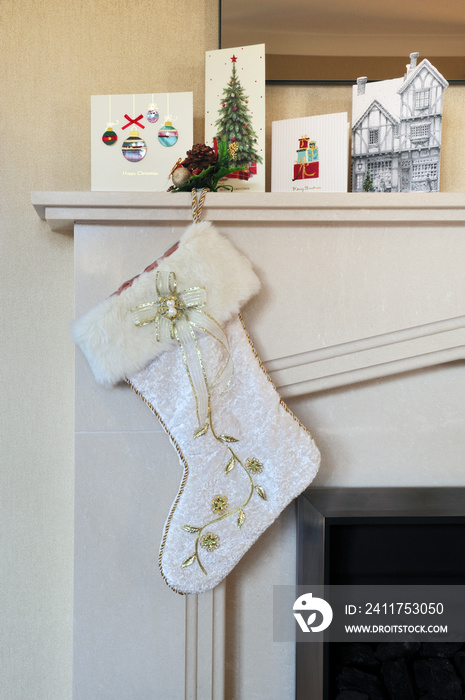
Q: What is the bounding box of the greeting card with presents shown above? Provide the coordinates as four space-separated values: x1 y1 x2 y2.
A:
205 44 265 192
271 112 349 193
91 92 193 191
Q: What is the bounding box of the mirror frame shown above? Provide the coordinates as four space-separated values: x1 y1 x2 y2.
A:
219 1 465 84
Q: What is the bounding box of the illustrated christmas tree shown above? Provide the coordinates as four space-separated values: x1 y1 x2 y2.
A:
215 55 262 170
363 171 375 192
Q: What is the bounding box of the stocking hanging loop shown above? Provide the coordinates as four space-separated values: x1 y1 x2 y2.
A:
191 188 209 223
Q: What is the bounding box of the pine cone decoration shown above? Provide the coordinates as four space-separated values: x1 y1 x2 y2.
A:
182 143 217 174
168 137 248 192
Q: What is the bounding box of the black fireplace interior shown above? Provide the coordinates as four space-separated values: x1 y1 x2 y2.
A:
325 516 465 700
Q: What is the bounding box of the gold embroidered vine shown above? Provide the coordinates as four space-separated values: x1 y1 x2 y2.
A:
180 412 267 576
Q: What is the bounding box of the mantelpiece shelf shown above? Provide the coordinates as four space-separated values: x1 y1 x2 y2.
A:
34 190 465 398
32 191 465 233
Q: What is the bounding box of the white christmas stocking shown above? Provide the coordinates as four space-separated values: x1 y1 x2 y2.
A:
71 221 320 594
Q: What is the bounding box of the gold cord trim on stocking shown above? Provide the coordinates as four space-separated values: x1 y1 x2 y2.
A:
125 378 188 596
238 314 317 442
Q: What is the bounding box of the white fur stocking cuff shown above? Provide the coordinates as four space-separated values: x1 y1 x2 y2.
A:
70 221 260 386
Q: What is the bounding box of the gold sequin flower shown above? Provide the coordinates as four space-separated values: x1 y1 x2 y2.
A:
211 494 229 514
245 457 263 474
200 532 220 552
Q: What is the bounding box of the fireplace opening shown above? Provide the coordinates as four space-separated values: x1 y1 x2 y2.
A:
326 517 465 700
296 488 465 700
327 518 465 585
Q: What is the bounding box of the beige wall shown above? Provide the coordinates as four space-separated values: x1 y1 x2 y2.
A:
1 1 465 698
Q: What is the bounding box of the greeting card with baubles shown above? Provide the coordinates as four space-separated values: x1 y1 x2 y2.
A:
91 92 193 192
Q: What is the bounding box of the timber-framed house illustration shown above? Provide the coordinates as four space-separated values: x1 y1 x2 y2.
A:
351 53 448 192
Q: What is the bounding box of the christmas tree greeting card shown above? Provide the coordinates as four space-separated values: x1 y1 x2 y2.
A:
271 112 349 193
205 44 265 192
91 92 193 191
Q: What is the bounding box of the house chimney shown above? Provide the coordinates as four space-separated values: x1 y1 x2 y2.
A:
357 77 367 95
405 52 420 78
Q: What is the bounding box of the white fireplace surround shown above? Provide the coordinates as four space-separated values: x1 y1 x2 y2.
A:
33 191 465 700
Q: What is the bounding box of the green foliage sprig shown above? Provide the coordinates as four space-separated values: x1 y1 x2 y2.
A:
168 137 248 192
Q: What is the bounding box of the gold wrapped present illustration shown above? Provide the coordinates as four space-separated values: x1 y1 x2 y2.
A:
293 136 319 181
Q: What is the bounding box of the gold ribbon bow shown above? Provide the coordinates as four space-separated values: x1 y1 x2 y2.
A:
131 270 233 435
295 162 318 179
